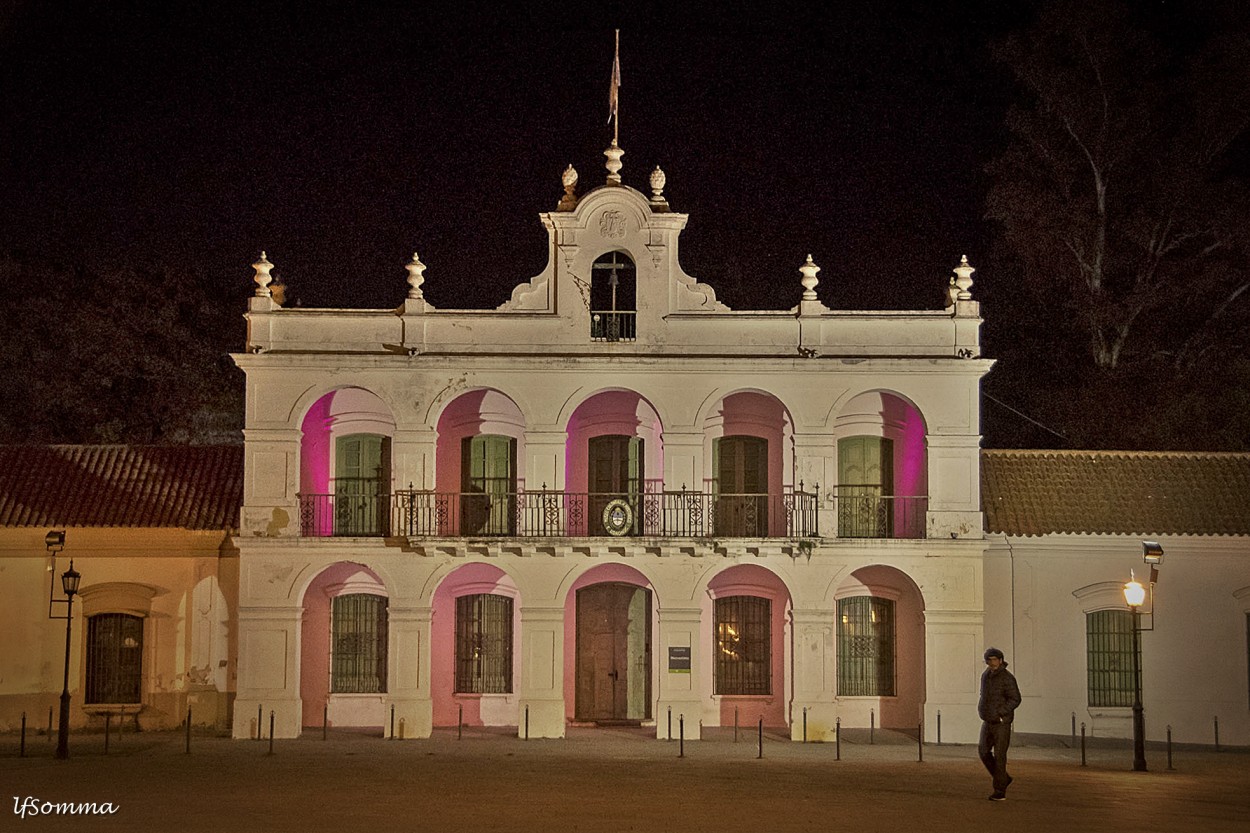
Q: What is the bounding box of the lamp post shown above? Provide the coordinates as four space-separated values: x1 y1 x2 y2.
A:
45 530 81 760
1123 575 1147 772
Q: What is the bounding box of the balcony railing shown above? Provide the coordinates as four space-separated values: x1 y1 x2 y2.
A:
829 488 927 539
298 487 819 539
590 311 636 342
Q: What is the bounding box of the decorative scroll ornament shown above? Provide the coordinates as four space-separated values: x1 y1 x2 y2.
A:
599 209 627 239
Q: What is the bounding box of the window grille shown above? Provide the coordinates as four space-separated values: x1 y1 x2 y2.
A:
456 594 513 693
331 594 388 693
86 613 143 704
714 596 771 695
1087 609 1137 707
837 596 895 696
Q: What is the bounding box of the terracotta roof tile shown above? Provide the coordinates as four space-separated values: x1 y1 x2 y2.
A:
982 450 1250 537
0 446 243 530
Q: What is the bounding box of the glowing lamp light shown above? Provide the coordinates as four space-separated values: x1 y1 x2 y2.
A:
1123 579 1146 608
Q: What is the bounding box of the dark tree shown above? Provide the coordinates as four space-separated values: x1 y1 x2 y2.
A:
0 254 245 444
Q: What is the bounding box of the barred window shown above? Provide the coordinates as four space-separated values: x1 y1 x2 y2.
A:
1087 609 1137 707
331 594 388 693
715 596 771 695
456 594 513 693
837 596 895 696
86 613 143 704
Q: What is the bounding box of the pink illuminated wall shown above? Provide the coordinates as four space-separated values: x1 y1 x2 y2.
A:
706 564 791 728
299 562 388 727
430 563 520 727
435 389 527 494
564 390 664 495
835 565 926 729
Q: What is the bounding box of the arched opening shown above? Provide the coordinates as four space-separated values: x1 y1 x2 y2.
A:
431 563 521 727
300 563 389 729
833 391 928 539
299 388 397 537
590 251 637 342
563 564 656 724
565 391 664 536
434 390 526 536
705 564 792 728
834 565 926 729
703 391 797 537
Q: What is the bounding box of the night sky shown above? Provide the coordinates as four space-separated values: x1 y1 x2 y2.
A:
1 1 1025 313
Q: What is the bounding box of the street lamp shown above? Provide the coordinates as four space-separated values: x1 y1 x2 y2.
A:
45 531 80 760
1121 541 1163 773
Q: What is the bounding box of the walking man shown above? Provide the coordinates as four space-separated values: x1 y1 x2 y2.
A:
978 647 1021 801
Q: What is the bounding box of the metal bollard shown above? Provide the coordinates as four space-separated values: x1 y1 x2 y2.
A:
185 707 192 754
937 710 942 745
667 706 672 741
257 704 263 741
458 704 463 740
734 706 739 743
1214 716 1220 751
323 703 328 741
48 706 53 742
390 705 395 740
524 705 529 740
918 721 923 762
870 709 875 745
20 711 26 757
1071 711 1077 744
268 711 275 755
1167 725 1174 770
835 717 841 761
757 717 763 759
1080 722 1087 767
104 712 111 754
803 707 808 743
679 715 685 758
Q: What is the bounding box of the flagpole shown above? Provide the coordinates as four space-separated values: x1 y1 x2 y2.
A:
611 29 620 145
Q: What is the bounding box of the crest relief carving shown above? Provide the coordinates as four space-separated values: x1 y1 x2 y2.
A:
599 209 627 239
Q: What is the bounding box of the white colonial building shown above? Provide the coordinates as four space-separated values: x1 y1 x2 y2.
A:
1 145 1246 751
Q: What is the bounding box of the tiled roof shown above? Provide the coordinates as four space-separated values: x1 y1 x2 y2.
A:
0 445 243 530
982 450 1250 537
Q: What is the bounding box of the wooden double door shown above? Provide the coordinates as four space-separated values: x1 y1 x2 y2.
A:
575 583 652 722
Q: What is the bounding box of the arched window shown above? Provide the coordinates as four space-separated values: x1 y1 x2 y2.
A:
715 595 771 695
590 251 636 342
86 613 144 704
455 594 514 693
460 435 517 535
331 593 388 693
837 596 895 696
333 433 391 536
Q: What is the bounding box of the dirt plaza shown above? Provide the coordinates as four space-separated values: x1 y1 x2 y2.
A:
4 726 1247 833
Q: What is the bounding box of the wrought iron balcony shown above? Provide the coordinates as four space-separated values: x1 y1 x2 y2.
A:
590 311 636 342
298 487 819 539
829 488 928 539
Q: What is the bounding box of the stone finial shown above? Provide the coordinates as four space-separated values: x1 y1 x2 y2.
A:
252 251 274 297
953 255 975 300
649 166 666 200
558 164 579 211
604 140 624 185
405 252 426 300
799 254 821 301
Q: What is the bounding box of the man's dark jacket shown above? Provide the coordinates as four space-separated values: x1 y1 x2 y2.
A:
978 664 1022 724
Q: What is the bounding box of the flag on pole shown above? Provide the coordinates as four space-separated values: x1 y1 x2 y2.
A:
608 29 620 128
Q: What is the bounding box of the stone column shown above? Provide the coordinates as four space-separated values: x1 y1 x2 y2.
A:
789 606 837 741
384 604 431 738
232 604 304 739
654 605 703 740
517 605 566 738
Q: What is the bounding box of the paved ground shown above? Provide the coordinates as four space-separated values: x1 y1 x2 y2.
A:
3 726 1247 832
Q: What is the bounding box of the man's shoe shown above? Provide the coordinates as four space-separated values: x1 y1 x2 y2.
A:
989 792 1007 801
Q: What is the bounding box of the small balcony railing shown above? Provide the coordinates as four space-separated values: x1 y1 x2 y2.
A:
298 487 819 539
590 311 636 342
829 488 927 539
